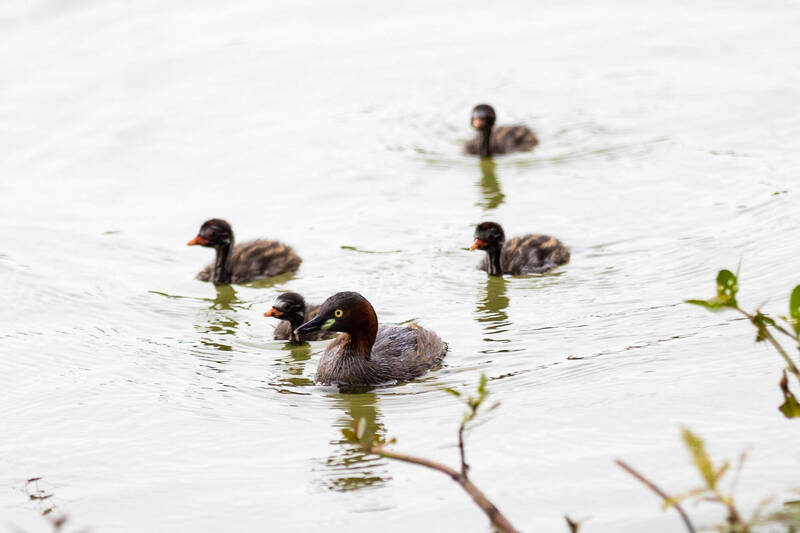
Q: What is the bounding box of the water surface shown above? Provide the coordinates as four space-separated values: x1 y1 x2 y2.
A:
2 1 800 531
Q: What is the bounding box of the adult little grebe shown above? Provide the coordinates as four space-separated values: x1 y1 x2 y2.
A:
294 291 448 388
187 219 301 284
264 292 337 344
464 104 538 157
470 221 569 275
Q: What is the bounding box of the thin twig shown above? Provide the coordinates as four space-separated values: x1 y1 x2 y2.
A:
728 449 749 495
458 419 469 476
721 496 746 532
616 459 696 533
565 515 582 532
767 320 797 342
736 308 800 376
370 445 519 533
762 327 800 377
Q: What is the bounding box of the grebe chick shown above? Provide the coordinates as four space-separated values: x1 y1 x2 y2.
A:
264 292 337 344
464 104 538 157
295 291 448 388
187 219 300 284
470 221 569 275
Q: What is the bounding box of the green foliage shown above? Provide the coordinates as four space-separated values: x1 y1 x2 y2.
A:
465 373 491 418
686 269 739 310
670 428 800 531
681 428 725 491
687 268 800 419
345 374 499 451
340 375 519 533
623 428 800 533
752 312 777 342
441 374 501 424
789 286 800 337
442 387 462 398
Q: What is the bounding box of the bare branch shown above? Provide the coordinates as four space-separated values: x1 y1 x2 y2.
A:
458 420 469 476
369 445 519 533
616 459 696 533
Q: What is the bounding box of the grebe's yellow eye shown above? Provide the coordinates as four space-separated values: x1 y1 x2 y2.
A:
334 309 343 318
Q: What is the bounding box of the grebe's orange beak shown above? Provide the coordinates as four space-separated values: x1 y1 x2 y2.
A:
470 238 487 251
187 235 209 246
264 308 283 318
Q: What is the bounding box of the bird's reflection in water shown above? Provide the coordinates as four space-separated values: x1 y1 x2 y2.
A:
196 284 241 363
271 343 315 388
317 392 390 492
246 270 296 289
476 158 505 211
475 275 511 338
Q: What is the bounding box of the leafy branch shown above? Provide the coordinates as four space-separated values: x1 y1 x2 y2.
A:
687 269 800 418
342 374 518 533
615 459 696 533
618 428 799 533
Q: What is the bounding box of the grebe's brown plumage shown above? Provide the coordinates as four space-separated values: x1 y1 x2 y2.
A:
295 292 448 388
471 221 569 275
464 104 538 157
188 219 300 284
264 292 336 343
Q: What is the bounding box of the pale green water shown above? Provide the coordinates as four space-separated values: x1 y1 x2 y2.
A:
2 0 800 531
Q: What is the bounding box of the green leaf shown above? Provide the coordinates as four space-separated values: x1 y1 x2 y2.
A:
687 269 739 311
681 427 717 489
441 387 462 398
754 313 776 327
716 269 738 307
790 286 800 336
661 487 708 510
779 371 800 419
477 373 488 397
781 397 800 418
791 286 800 320
714 460 730 482
753 312 776 342
686 298 728 310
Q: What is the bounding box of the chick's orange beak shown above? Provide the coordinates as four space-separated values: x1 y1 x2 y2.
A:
264 308 283 318
470 238 487 251
187 235 209 246
472 118 486 129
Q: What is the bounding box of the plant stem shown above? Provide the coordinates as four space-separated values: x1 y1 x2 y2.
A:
616 460 696 533
458 419 469 476
767 321 797 342
736 308 800 377
719 495 747 532
762 327 800 377
370 445 519 533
